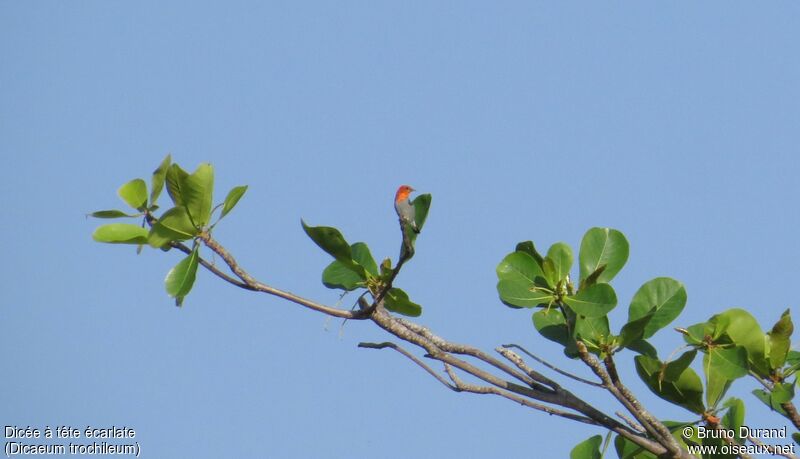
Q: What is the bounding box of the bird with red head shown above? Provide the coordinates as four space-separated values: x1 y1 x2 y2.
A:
394 185 419 233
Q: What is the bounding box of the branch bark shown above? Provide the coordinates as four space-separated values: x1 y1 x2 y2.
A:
576 342 692 458
198 232 371 319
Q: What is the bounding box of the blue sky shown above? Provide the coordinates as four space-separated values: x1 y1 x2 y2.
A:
2 2 799 458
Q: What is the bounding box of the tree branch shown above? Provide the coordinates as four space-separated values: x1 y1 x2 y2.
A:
393 318 545 390
369 308 677 456
159 231 693 458
781 402 800 431
169 240 252 290
369 223 414 310
358 341 456 390
499 344 602 388
615 411 645 434
440 363 597 424
198 232 370 319
576 341 690 458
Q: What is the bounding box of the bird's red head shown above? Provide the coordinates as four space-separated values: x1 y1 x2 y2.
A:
395 185 415 203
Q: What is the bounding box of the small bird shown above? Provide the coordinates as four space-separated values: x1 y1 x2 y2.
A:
394 185 419 233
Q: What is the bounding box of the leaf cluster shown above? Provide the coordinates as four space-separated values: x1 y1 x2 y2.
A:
91 155 247 305
301 191 431 317
497 230 799 457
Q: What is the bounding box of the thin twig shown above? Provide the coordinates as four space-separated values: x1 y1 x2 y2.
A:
369 308 676 455
370 223 413 309
440 363 668 454
442 364 596 424
146 214 364 319
199 232 370 319
170 241 251 289
502 343 602 387
615 412 645 434
358 341 456 390
495 347 560 390
751 370 774 391
393 318 544 390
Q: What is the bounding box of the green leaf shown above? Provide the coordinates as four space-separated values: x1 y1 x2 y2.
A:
579 227 629 283
397 192 432 257
773 382 795 403
183 163 214 227
150 154 171 206
148 206 198 248
351 242 378 276
546 242 573 283
628 277 687 339
574 315 610 350
533 309 574 351
541 258 556 288
564 283 617 318
322 260 365 291
89 210 139 218
752 389 776 412
707 346 748 380
618 307 656 349
515 241 544 268
753 383 794 415
635 355 705 414
680 322 707 346
708 312 732 341
786 350 800 376
496 251 553 308
301 221 366 277
92 223 149 244
721 397 745 440
570 435 602 459
302 220 352 260
117 178 148 211
220 185 248 220
496 251 547 285
626 339 658 358
614 434 657 459
662 350 697 382
158 207 197 235
412 193 432 232
580 265 607 289
704 347 747 408
379 257 393 280
164 246 199 306
165 163 189 206
716 308 768 377
321 242 377 290
497 280 554 308
384 288 422 317
768 309 793 369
